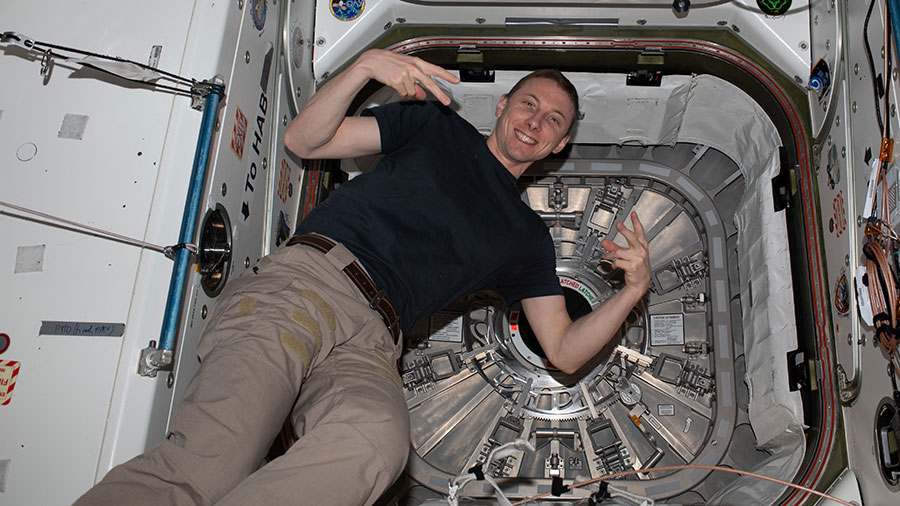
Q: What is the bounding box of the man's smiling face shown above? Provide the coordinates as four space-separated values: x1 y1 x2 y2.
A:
487 77 575 178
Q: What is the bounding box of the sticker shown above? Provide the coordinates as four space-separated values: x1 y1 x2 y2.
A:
826 144 840 190
0 334 9 354
559 277 597 303
231 107 248 161
291 26 305 68
658 404 675 416
250 0 267 30
834 271 850 314
0 361 20 406
14 245 45 274
58 113 89 140
429 311 463 342
277 159 293 203
39 321 125 337
829 218 834 233
331 0 364 21
683 416 693 433
650 314 685 345
833 191 847 237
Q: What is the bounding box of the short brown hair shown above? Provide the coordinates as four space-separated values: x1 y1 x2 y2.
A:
507 70 579 133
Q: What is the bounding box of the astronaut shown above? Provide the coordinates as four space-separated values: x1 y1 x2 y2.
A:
73 49 650 506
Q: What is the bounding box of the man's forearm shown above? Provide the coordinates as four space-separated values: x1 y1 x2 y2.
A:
553 286 644 374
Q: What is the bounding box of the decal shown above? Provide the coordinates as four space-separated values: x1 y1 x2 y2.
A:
650 314 685 346
250 0 267 31
39 321 125 337
834 270 850 315
428 311 464 343
241 45 274 221
331 0 364 21
826 144 840 190
559 277 596 303
832 191 847 237
0 360 20 406
292 26 304 69
230 107 248 161
756 0 792 16
277 159 293 203
0 334 8 354
809 58 831 101
276 211 291 247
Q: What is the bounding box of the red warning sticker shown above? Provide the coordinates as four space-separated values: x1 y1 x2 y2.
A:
230 107 248 161
0 360 20 406
277 159 293 203
833 191 847 237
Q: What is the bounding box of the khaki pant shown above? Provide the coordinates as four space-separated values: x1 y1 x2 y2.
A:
74 243 409 506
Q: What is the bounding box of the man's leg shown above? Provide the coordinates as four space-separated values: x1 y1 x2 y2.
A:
215 321 409 506
73 246 360 506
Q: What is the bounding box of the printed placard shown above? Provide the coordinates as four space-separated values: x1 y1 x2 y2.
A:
0 361 21 406
429 311 463 343
650 314 684 346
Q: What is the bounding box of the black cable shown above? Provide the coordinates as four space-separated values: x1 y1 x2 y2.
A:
865 0 886 134
33 38 195 85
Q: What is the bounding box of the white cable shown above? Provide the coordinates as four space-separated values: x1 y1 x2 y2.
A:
0 199 196 257
446 439 536 506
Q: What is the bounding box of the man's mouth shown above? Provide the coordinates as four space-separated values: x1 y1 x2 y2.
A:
514 129 537 145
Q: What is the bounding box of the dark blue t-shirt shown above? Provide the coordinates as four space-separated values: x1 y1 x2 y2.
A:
296 101 562 332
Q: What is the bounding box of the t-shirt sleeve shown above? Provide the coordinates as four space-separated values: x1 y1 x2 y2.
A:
495 232 563 305
361 101 445 154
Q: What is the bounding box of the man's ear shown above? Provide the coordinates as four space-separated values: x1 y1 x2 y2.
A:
495 94 509 117
551 135 571 154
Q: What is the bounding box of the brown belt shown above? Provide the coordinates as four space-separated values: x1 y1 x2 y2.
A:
286 233 401 344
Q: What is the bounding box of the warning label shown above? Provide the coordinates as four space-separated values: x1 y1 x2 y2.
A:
650 314 684 346
429 311 463 343
0 360 21 406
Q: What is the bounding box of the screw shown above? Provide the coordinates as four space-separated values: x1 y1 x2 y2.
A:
835 115 840 127
221 182 227 196
202 305 208 319
827 135 833 145
894 68 899 81
847 333 853 345
396 17 406 23
215 119 220 131
852 101 858 113
384 22 392 30
794 75 803 84
238 0 244 9
283 115 288 126
476 17 486 24
825 40 830 51
845 254 849 266
841 146 846 158
262 158 268 170
732 24 740 33
893 104 897 118
245 51 250 64
799 41 808 51
854 63 859 75
882 46 886 59
296 86 302 97
637 19 647 25
717 20 727 26
316 37 326 46
858 335 866 346
167 372 175 388
857 215 864 227
322 71 330 80
245 257 251 268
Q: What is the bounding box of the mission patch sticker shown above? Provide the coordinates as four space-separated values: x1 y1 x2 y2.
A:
331 0 364 21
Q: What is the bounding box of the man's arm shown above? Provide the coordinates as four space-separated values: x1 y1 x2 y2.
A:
521 212 651 375
284 49 460 160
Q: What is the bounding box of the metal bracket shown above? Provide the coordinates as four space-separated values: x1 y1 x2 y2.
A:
0 31 37 49
138 340 174 377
